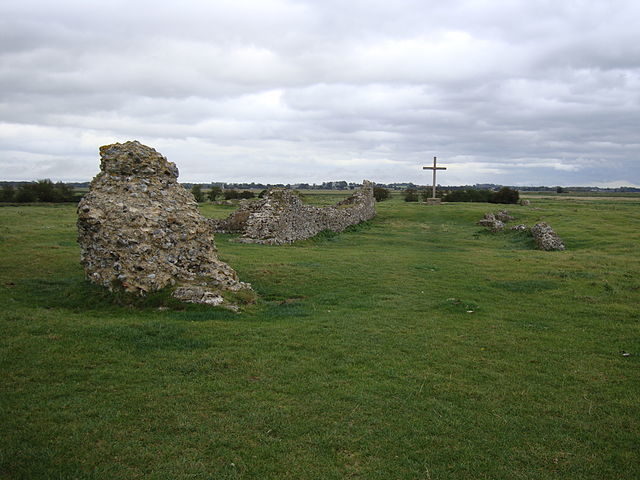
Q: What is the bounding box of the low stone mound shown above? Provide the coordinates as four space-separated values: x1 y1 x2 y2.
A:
531 222 565 251
212 181 376 244
495 210 515 222
478 213 505 232
77 141 251 305
477 211 565 251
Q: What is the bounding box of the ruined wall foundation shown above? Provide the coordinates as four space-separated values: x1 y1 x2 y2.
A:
212 181 376 244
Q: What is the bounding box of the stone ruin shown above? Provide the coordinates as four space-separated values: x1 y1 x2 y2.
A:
477 210 565 251
477 210 514 232
77 141 252 306
530 222 565 251
212 181 376 244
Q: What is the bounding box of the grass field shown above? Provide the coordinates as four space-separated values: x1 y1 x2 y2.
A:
1 194 639 479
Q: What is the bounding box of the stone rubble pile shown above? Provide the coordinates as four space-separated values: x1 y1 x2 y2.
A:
77 141 251 305
477 209 516 231
478 212 505 232
530 222 566 251
212 181 376 244
477 210 565 251
495 210 515 222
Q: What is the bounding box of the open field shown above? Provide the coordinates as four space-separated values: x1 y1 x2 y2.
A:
1 195 639 479
520 192 640 202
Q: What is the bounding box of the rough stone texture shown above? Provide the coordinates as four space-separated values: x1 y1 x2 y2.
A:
478 213 505 232
531 222 566 251
212 181 376 244
77 141 251 304
478 210 515 231
495 210 515 222
478 210 565 251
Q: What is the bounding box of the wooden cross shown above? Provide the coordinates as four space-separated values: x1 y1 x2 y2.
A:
423 156 446 198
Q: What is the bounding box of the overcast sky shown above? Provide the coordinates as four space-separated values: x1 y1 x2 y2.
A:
1 0 639 186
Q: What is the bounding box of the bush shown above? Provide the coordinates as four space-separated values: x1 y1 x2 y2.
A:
443 189 492 203
373 187 390 202
208 186 222 201
224 189 240 200
420 188 443 201
191 184 204 203
239 190 255 199
403 188 419 202
1 185 15 202
443 187 519 204
489 187 519 204
15 185 38 203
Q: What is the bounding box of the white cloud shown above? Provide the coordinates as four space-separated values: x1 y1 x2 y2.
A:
0 0 639 185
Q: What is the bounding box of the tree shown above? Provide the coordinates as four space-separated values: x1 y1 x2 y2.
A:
33 179 58 202
191 184 204 202
373 187 390 202
208 186 222 201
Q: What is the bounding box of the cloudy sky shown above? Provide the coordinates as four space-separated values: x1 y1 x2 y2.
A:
1 0 639 186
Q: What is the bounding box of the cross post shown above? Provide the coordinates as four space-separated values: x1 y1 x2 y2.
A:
422 156 446 199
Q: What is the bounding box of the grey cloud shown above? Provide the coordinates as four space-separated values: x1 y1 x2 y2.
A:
1 0 639 186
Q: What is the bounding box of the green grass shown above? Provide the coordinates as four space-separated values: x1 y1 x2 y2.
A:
1 195 639 479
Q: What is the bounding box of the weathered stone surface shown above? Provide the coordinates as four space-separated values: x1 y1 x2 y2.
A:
478 213 505 232
531 222 565 251
212 181 376 244
478 210 565 251
495 210 515 222
77 141 251 304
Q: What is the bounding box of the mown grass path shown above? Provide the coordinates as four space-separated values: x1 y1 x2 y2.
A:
1 196 639 479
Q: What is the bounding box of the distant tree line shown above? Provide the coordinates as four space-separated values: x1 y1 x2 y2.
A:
190 185 256 203
1 179 77 203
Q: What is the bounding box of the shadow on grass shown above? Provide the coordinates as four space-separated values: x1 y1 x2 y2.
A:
491 280 560 293
299 221 375 246
7 277 239 320
7 276 313 322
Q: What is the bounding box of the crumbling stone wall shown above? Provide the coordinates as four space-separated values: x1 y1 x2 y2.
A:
531 222 565 251
212 181 376 244
77 141 251 305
